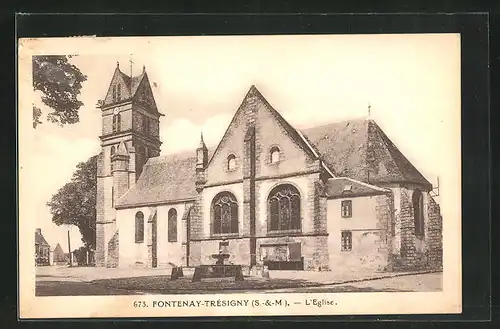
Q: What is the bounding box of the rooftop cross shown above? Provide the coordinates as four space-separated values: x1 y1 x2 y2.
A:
129 56 134 78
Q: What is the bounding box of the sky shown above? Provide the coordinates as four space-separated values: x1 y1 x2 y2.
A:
25 34 460 252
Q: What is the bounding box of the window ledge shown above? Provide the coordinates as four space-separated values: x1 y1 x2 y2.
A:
211 233 239 238
267 229 302 235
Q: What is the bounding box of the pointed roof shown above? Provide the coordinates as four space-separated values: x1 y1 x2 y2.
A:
302 118 432 189
116 141 129 156
198 132 207 149
101 63 160 113
35 230 50 246
207 85 319 167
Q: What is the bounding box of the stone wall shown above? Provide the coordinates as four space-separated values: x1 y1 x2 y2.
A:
107 230 119 268
426 197 443 269
394 187 443 270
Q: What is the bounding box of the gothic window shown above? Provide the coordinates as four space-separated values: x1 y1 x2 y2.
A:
268 184 301 232
112 85 116 102
412 189 425 237
112 113 121 133
212 192 238 235
270 146 280 164
341 231 352 251
227 154 236 171
117 84 121 100
135 211 144 243
341 200 352 218
110 146 115 157
168 208 178 242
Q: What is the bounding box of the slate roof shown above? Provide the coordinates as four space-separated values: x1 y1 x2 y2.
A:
302 119 432 189
118 71 145 96
115 86 431 208
324 177 390 199
35 231 50 247
116 149 214 208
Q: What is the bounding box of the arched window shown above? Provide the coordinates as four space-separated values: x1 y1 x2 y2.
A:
110 146 116 157
227 154 236 171
168 208 178 242
135 211 144 243
270 146 280 164
412 189 425 237
212 192 238 235
268 184 301 232
112 113 121 133
117 84 122 100
112 85 116 102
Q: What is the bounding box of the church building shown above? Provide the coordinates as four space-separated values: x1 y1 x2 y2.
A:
95 63 443 273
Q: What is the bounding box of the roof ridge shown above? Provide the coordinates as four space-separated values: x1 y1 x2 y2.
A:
332 176 391 192
301 117 371 132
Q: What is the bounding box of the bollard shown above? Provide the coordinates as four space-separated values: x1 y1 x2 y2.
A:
262 265 270 279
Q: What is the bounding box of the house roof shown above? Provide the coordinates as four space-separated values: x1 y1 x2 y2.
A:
302 118 431 189
116 86 431 208
324 177 390 199
35 231 50 247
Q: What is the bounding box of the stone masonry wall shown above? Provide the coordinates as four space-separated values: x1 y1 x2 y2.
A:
394 188 443 270
375 193 395 271
107 230 119 268
426 197 443 269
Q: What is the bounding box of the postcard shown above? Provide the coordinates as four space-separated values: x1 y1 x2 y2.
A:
18 34 462 318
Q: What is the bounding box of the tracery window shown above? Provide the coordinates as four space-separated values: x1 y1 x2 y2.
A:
268 184 301 232
212 192 238 235
412 189 425 237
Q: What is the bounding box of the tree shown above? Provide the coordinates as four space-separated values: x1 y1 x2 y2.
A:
33 55 87 128
47 155 97 249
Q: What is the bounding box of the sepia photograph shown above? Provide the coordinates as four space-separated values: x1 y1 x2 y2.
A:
18 34 462 318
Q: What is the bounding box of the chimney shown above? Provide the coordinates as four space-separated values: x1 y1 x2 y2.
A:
36 228 41 235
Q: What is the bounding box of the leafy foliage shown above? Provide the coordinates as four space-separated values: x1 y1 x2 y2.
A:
47 155 97 249
32 55 87 127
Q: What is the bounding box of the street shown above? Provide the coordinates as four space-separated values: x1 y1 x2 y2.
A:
36 269 442 296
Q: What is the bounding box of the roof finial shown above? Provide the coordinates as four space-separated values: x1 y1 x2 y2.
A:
117 61 120 68
129 54 134 78
199 130 206 148
368 102 372 117
143 65 146 73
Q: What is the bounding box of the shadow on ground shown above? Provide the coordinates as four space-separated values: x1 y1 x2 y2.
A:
94 275 318 294
36 281 142 296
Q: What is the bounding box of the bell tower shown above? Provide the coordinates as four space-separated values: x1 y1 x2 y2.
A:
95 62 164 267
